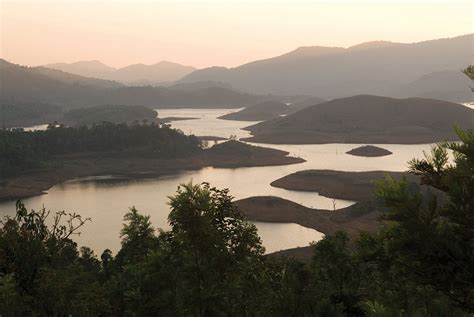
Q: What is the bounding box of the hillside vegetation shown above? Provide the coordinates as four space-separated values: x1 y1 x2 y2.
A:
1 128 472 315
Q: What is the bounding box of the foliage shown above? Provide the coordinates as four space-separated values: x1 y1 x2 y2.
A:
0 127 472 315
462 65 474 80
0 100 61 127
375 127 474 312
0 121 201 177
0 201 110 316
63 104 158 126
462 65 473 91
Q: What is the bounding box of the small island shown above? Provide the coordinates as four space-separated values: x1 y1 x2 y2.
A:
270 170 417 201
346 145 393 157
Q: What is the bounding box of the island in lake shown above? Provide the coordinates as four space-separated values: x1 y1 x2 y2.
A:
243 95 474 144
346 145 393 157
270 170 418 201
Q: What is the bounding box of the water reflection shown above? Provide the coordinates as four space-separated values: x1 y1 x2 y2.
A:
253 222 324 253
0 108 439 254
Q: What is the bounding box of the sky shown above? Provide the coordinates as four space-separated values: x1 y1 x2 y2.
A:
0 0 472 69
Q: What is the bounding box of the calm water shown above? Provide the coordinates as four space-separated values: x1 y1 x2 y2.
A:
1 108 435 254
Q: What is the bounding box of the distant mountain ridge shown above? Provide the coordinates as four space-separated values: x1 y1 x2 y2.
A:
0 59 262 109
45 60 116 78
178 34 473 101
44 60 196 85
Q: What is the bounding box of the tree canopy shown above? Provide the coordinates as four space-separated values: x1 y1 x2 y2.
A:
0 128 472 316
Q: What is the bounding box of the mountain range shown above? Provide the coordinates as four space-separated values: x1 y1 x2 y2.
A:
44 60 196 85
177 34 473 101
2 34 472 110
0 59 262 108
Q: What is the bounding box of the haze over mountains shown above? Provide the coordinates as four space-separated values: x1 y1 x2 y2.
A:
45 60 196 86
2 34 472 111
0 59 261 108
178 34 473 102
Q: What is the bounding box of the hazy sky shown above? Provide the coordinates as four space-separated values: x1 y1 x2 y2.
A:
1 0 472 69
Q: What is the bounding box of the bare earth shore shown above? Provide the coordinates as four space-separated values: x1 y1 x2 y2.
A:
270 170 418 201
236 196 383 260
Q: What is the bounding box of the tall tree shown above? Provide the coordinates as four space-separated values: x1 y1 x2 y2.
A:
376 128 474 311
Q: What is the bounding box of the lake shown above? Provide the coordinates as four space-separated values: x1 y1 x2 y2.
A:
0 108 434 254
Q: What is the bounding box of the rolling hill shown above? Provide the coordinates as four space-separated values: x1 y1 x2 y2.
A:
243 95 474 144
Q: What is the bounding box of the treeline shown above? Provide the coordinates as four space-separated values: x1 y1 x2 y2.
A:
0 122 201 176
0 101 159 128
62 105 158 126
0 100 61 127
0 129 472 316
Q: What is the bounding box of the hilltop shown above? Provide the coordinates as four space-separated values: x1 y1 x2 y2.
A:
243 95 474 144
44 60 196 85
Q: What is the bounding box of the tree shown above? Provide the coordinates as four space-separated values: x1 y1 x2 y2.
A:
0 201 110 315
462 65 474 80
376 128 474 311
462 65 473 91
115 207 158 265
310 231 366 316
165 182 266 315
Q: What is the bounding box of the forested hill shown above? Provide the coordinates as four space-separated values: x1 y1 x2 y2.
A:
0 123 201 177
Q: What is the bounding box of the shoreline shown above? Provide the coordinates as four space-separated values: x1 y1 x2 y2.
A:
270 170 418 201
0 141 304 203
236 196 383 260
236 196 382 238
241 132 463 145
